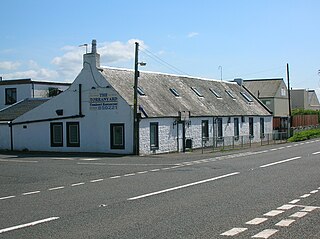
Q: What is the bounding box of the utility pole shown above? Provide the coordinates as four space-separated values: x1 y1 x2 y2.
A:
286 63 292 137
133 42 139 155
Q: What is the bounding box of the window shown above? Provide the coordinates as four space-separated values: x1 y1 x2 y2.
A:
202 120 209 140
249 117 254 138
191 87 203 97
217 118 223 139
150 122 159 149
5 88 17 105
137 86 145 96
234 118 239 139
67 122 80 147
260 118 265 138
225 90 235 99
169 88 180 97
209 88 222 98
240 92 253 102
281 87 286 96
111 124 125 149
50 122 63 147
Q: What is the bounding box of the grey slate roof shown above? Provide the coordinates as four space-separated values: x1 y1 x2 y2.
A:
101 67 271 118
243 78 283 98
0 98 49 121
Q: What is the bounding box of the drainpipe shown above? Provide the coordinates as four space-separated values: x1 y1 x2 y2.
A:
79 84 83 116
9 122 13 151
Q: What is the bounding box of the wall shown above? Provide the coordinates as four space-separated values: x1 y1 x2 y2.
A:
0 123 10 150
0 84 31 110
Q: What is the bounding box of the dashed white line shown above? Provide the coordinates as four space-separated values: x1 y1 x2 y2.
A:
275 219 295 227
128 172 240 201
161 167 171 170
259 156 301 168
246 218 268 225
0 217 59 234
0 195 16 200
48 186 65 191
290 211 308 218
263 210 284 217
124 173 136 177
310 190 318 194
300 194 310 198
22 191 41 196
150 169 160 172
71 182 85 186
252 229 278 238
137 171 148 174
220 227 248 236
312 151 320 155
90 179 104 183
277 204 296 210
289 199 300 204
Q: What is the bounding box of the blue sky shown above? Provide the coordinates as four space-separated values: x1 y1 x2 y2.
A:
1 0 320 96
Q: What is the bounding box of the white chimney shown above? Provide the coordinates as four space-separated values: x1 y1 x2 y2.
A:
83 39 100 68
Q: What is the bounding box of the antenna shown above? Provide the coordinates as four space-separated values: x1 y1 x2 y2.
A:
79 43 88 54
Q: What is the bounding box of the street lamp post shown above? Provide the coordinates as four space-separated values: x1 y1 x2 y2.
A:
133 42 146 155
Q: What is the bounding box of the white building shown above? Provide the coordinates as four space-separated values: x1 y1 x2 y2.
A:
0 78 70 110
0 40 272 155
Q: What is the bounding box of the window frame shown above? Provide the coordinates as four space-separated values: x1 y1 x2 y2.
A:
5 88 17 105
169 88 180 97
67 122 80 147
234 118 239 139
260 117 265 138
249 117 254 138
225 90 235 99
240 92 253 102
150 122 159 150
202 120 209 140
209 88 222 98
110 123 125 149
191 87 204 97
137 86 145 96
50 122 63 147
217 118 223 139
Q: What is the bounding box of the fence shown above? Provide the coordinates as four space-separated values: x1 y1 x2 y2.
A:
200 132 288 153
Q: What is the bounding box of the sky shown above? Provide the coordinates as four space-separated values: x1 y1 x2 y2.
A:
1 0 320 97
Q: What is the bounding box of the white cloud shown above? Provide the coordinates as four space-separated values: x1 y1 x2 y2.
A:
0 61 21 70
187 32 199 38
2 69 59 81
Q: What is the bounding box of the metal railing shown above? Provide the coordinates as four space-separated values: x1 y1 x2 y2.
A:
200 132 288 153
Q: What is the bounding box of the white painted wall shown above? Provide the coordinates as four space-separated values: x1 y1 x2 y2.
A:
0 84 31 110
0 123 10 150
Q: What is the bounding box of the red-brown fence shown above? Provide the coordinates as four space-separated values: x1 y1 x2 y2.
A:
292 115 319 127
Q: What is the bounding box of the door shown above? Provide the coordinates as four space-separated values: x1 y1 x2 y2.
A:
177 122 185 152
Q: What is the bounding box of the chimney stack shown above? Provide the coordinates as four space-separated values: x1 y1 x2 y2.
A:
92 39 97 54
83 39 100 68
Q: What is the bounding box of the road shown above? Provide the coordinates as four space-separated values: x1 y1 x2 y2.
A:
0 139 319 238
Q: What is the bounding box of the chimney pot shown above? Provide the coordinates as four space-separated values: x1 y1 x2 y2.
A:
92 39 97 53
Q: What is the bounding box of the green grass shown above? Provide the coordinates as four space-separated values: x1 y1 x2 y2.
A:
288 128 320 142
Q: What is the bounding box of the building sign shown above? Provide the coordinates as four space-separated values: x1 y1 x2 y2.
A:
89 91 118 110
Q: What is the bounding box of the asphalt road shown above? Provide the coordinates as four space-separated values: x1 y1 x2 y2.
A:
0 139 319 238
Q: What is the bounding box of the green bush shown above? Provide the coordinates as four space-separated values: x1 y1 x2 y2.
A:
288 128 320 142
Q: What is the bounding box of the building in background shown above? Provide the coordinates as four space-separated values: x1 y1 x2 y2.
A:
291 89 320 110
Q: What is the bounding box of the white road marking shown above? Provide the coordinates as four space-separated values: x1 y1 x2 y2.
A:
52 157 74 160
128 172 240 201
150 169 160 172
48 186 65 191
137 171 148 174
246 218 268 225
259 156 301 168
286 145 292 148
0 159 38 163
110 175 121 179
90 179 104 183
107 163 180 166
301 206 318 212
290 211 308 218
124 173 135 177
312 151 320 155
77 162 106 165
161 167 171 170
300 194 310 198
310 190 318 194
289 199 300 204
318 187 320 190
71 182 85 186
0 217 59 234
275 219 295 227
270 148 278 151
22 191 40 196
264 210 284 217
277 204 296 210
80 158 100 161
252 229 278 238
220 227 247 236
0 195 16 200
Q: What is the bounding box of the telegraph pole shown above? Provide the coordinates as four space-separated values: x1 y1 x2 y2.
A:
286 63 292 137
133 42 139 155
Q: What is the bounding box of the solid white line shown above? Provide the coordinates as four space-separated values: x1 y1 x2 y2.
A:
128 172 240 201
0 159 38 163
264 210 284 217
246 218 268 225
275 219 295 227
22 191 40 196
0 217 59 234
220 227 247 236
71 182 85 186
48 186 65 191
312 151 320 155
0 195 16 200
252 229 278 238
90 179 104 183
259 157 301 168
